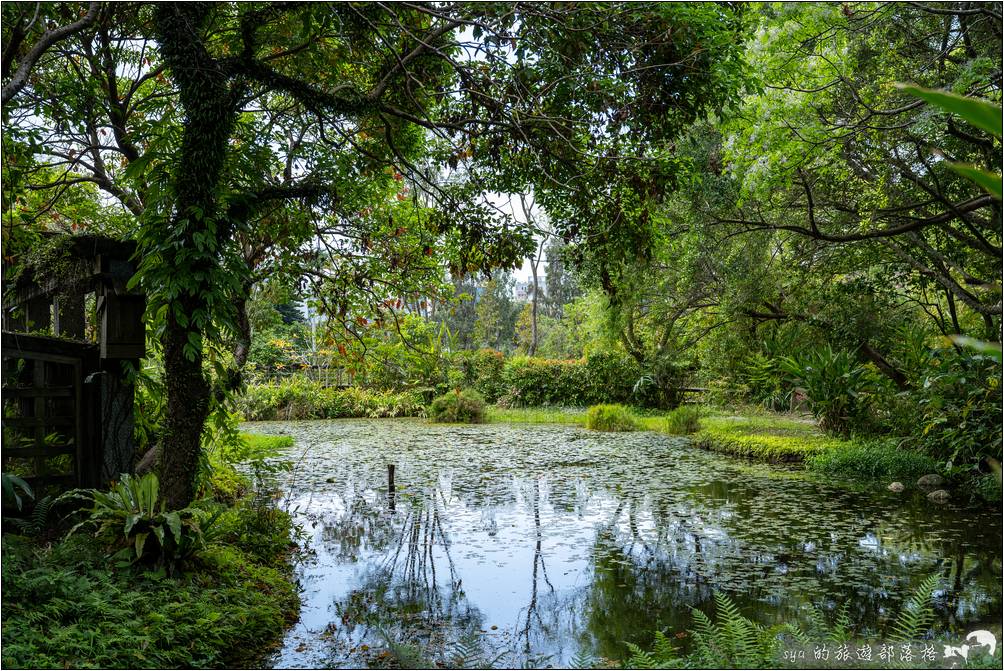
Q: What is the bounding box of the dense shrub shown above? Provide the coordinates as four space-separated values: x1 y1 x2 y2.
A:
498 356 587 406
585 404 637 431
428 389 486 423
909 349 1002 468
236 377 425 421
582 351 644 403
805 440 942 481
473 351 644 408
454 349 506 401
665 405 702 435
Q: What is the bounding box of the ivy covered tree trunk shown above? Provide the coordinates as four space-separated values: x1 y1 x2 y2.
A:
152 3 241 508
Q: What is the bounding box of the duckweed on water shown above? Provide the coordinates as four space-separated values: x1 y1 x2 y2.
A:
242 419 1001 669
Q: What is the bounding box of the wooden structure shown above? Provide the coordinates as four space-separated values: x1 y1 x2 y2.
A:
2 235 145 492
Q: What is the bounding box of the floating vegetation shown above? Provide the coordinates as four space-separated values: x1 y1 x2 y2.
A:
241 419 1002 668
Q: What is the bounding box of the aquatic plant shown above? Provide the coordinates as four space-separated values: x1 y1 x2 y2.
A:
586 404 637 431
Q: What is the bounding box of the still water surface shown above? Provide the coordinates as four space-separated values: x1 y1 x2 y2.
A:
244 419 1001 668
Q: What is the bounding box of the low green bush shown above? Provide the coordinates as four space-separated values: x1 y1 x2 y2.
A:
805 440 942 481
585 404 637 432
428 389 486 423
240 433 294 454
664 405 702 435
1 533 298 669
236 378 425 421
484 406 587 425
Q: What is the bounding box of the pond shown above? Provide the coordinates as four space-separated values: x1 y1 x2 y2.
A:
244 419 1002 669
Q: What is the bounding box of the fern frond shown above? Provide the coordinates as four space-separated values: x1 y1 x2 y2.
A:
570 650 598 669
624 642 658 670
651 631 678 661
889 574 940 643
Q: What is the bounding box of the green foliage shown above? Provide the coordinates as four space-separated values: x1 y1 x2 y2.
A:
689 593 785 668
236 378 425 421
898 84 1003 198
428 389 486 424
910 348 1002 468
457 349 642 407
2 472 33 511
484 407 587 425
455 349 507 402
805 440 941 482
585 404 637 432
6 496 56 537
969 472 1003 504
214 462 298 568
694 416 843 463
63 474 222 571
888 574 940 643
239 433 294 455
498 355 588 407
1 534 298 669
779 347 881 437
664 405 703 435
628 578 944 668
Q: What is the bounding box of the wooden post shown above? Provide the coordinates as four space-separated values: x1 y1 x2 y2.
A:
387 464 396 513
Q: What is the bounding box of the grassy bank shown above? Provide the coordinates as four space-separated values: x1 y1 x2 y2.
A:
1 432 301 669
486 403 949 485
692 414 842 463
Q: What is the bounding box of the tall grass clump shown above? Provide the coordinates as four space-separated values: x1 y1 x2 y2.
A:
428 389 486 423
805 440 941 481
664 405 702 435
585 404 636 432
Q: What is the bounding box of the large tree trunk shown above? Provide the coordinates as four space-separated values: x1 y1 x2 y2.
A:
152 3 240 508
159 303 211 509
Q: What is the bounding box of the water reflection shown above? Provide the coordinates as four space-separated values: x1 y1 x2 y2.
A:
254 419 1002 668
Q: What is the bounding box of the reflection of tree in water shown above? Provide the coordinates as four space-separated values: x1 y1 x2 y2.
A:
328 483 487 665
515 478 558 661
580 480 1003 663
318 485 397 562
581 496 719 662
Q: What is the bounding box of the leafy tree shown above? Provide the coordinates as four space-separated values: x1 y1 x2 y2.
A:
542 237 581 320
472 274 520 352
4 3 752 505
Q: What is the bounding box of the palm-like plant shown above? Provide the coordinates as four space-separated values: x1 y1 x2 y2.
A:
63 473 222 571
